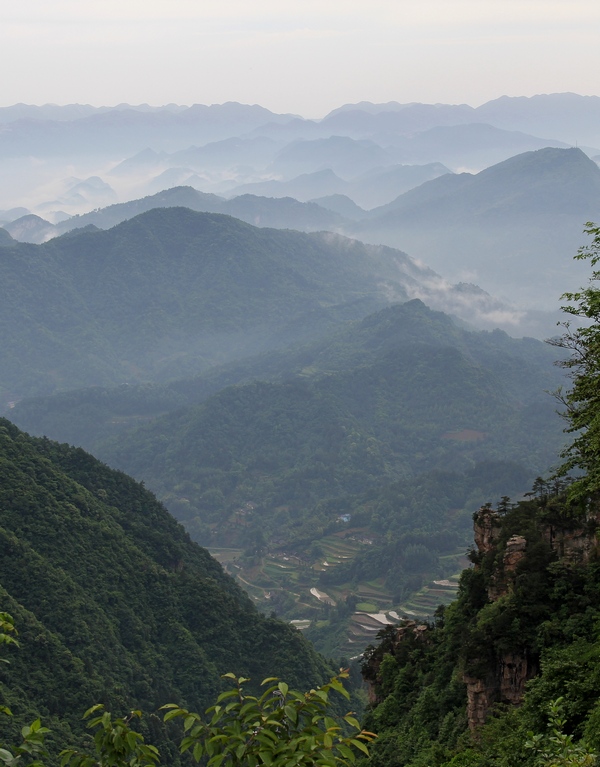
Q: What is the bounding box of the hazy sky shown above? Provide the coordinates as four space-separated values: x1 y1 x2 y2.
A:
2 0 600 116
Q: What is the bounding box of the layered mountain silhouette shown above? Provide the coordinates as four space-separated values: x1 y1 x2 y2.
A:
350 147 600 306
8 146 595 317
5 187 348 243
230 163 451 208
1 206 493 401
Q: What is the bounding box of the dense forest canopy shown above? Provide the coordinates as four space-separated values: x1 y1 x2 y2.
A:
8 298 568 654
0 418 333 761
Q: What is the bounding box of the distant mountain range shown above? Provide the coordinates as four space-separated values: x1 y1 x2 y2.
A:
0 102 297 158
349 147 600 306
229 163 452 209
326 93 600 147
4 144 597 319
2 92 599 223
2 187 345 242
1 206 510 402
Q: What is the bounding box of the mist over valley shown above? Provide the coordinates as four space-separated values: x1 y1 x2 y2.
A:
3 86 600 764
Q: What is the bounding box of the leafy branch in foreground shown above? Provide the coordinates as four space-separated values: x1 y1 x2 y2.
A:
525 698 596 766
0 613 50 767
59 707 160 767
162 672 375 767
2 610 372 767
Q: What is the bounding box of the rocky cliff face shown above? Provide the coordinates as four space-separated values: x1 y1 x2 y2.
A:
475 504 600 562
361 499 600 737
463 504 600 729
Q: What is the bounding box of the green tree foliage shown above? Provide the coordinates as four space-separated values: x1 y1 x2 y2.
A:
552 223 600 503
360 489 600 766
59 707 160 767
0 419 333 753
162 672 374 767
525 698 596 766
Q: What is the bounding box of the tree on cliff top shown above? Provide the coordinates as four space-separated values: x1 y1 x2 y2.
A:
551 223 600 504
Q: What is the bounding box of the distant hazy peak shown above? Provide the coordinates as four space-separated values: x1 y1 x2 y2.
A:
323 101 475 118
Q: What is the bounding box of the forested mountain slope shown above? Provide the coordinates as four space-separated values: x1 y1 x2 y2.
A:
13 299 565 547
8 299 566 654
351 147 600 305
0 207 435 401
9 299 564 454
0 418 331 756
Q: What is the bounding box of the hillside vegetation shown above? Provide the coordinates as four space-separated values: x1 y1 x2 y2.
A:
361 491 600 766
0 206 425 400
0 418 332 758
10 299 566 654
359 224 600 766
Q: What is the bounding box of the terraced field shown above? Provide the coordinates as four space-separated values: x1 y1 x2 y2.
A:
397 578 460 618
209 541 464 655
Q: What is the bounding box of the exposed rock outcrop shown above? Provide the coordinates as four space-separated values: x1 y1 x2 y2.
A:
473 505 502 553
464 504 600 730
464 651 533 730
362 620 430 705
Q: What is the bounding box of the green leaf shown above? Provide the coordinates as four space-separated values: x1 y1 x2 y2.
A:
284 705 298 724
83 704 103 719
350 739 369 756
337 744 355 762
184 715 197 731
217 689 239 703
163 709 186 722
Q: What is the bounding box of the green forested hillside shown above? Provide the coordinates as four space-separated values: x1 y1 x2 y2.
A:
361 491 600 767
0 418 332 757
10 299 564 469
8 300 566 653
93 300 564 545
0 206 422 401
